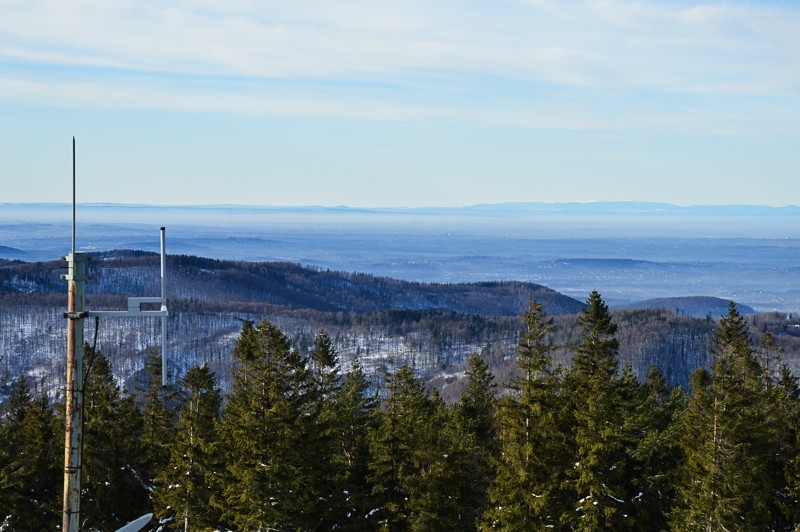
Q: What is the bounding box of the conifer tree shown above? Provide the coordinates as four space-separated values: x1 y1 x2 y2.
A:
81 348 150 529
611 364 682 529
0 375 61 529
368 364 451 530
452 353 497 528
306 330 346 528
759 333 800 528
138 349 178 483
671 301 777 530
152 363 222 530
218 319 318 530
773 363 800 527
311 330 339 394
331 357 379 530
484 298 570 529
563 290 633 530
419 388 473 530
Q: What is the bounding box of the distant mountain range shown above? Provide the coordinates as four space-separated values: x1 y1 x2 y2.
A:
461 202 800 217
2 201 799 220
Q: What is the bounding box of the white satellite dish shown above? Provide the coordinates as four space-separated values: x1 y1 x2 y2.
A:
115 513 153 532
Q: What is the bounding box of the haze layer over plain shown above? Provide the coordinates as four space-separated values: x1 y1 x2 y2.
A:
1 203 798 312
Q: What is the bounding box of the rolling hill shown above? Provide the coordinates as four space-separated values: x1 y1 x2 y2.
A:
0 250 584 317
626 296 758 318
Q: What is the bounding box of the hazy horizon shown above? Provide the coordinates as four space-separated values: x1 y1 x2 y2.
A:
2 202 798 313
3 199 800 211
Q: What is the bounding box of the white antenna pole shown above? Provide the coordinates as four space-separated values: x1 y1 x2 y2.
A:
63 137 86 532
72 137 75 256
160 227 167 386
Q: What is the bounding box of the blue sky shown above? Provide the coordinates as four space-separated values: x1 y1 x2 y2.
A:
1 0 799 207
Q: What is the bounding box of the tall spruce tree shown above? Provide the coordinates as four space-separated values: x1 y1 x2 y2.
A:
484 298 571 529
0 375 61 530
306 330 346 528
81 348 150 529
671 301 777 530
563 290 633 530
758 333 799 528
332 357 379 530
409 388 465 530
368 364 452 530
623 365 683 529
452 353 497 529
138 349 178 483
152 363 222 530
773 363 800 528
218 319 318 530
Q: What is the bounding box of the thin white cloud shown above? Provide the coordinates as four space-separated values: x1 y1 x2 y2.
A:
0 0 799 132
1 0 797 85
2 71 797 137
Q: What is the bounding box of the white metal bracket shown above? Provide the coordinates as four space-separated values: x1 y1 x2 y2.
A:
86 227 170 385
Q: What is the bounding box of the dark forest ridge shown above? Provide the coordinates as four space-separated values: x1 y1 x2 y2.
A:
0 251 761 319
0 251 584 317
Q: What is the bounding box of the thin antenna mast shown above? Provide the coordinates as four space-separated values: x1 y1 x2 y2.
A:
62 137 87 532
72 136 75 256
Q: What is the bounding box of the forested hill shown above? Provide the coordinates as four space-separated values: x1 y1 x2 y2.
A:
5 250 797 398
624 295 757 318
0 250 584 316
